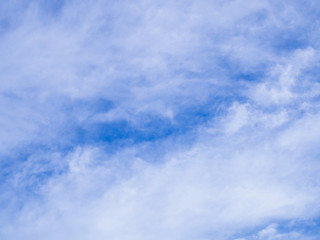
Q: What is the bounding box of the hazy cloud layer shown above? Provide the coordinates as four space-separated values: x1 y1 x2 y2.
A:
1 0 320 239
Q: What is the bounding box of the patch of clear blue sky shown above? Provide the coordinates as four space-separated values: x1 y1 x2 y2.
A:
37 0 65 14
0 0 64 36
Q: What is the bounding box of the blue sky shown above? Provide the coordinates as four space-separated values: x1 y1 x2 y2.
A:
1 0 320 239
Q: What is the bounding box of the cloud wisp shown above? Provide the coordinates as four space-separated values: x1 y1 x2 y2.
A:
1 0 320 239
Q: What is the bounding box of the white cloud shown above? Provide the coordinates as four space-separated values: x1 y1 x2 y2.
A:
1 0 320 239
2 100 320 239
251 47 316 106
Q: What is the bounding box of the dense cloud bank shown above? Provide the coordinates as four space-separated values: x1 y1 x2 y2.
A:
1 0 320 239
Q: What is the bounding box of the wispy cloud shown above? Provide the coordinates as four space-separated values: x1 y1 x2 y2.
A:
1 0 320 239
